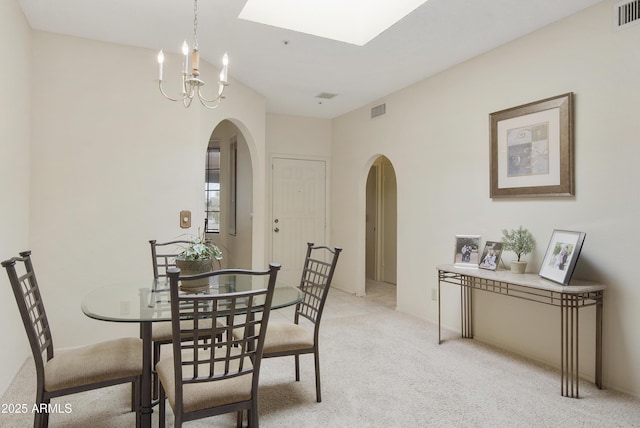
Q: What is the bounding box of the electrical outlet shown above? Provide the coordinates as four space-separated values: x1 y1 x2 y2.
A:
431 288 438 301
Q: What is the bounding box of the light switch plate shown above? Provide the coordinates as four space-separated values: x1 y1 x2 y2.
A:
180 210 191 228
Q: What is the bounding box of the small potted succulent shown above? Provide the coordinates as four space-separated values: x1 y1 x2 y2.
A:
175 230 223 289
501 226 535 274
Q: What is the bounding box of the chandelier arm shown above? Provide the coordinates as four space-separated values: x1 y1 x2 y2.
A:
196 88 222 109
196 83 227 104
158 80 189 102
198 95 222 110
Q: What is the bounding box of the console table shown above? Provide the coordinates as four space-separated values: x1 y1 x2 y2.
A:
437 264 605 398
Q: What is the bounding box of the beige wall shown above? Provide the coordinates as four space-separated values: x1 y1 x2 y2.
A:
331 0 640 397
4 0 640 401
0 18 268 398
26 30 269 349
0 0 32 394
266 113 332 157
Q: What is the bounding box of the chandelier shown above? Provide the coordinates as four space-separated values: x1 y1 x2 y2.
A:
156 0 229 109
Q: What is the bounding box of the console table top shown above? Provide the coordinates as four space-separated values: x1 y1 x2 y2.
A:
437 264 606 293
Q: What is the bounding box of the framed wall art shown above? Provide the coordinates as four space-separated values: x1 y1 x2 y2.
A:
490 92 574 198
539 229 586 285
454 235 481 267
478 241 503 271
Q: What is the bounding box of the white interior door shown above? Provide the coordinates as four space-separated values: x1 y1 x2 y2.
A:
271 157 327 285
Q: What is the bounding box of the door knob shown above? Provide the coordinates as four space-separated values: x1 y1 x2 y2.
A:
274 227 280 233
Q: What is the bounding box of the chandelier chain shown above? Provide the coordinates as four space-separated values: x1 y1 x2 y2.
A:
193 0 199 49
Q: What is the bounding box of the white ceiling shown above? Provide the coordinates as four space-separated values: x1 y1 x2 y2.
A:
18 0 604 119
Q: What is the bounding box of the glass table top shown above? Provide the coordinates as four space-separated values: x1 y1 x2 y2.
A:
82 274 302 323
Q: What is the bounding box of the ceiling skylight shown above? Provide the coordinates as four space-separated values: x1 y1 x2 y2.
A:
239 0 429 46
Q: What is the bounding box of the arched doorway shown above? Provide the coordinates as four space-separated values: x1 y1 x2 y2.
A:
365 155 397 307
207 120 253 269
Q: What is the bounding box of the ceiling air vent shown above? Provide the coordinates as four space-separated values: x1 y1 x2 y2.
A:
371 103 386 118
614 0 640 31
315 92 338 100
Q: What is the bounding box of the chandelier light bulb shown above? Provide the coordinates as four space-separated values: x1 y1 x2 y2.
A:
157 50 164 81
221 53 229 83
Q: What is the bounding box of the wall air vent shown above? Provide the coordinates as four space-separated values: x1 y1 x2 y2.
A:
614 0 640 31
371 103 386 118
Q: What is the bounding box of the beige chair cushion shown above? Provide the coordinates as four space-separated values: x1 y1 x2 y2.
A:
44 337 142 391
263 322 314 354
157 349 253 413
152 318 223 342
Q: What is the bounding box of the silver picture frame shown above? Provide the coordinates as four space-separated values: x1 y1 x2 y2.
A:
539 229 586 285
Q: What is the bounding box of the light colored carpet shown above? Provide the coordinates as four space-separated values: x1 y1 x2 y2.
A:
2 285 639 427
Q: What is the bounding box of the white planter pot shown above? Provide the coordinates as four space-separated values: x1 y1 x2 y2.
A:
510 261 527 274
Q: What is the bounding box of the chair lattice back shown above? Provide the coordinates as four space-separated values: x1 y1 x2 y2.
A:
2 251 54 372
150 240 192 279
166 264 280 404
295 243 342 326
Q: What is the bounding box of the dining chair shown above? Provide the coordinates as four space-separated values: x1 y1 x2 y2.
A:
258 242 341 403
149 239 222 400
157 263 281 428
2 251 143 428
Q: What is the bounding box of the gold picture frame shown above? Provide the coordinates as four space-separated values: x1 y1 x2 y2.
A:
490 93 574 198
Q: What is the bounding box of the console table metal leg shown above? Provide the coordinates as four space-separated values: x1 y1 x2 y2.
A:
595 292 603 389
438 279 442 344
561 294 579 398
461 277 473 339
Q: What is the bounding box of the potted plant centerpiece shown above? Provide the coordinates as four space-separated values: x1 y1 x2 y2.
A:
175 231 223 290
501 226 535 274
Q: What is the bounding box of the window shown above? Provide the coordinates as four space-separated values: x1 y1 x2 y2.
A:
205 148 220 233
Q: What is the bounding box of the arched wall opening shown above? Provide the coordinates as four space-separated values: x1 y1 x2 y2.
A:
364 155 397 307
207 119 254 269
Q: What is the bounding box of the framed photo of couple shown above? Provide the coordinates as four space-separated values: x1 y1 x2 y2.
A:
539 229 586 285
478 241 503 271
454 235 481 266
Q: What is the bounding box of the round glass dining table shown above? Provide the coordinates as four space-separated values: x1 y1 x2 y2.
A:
82 275 302 428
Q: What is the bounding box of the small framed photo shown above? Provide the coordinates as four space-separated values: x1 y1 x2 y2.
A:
454 235 481 266
539 230 586 285
478 241 503 271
